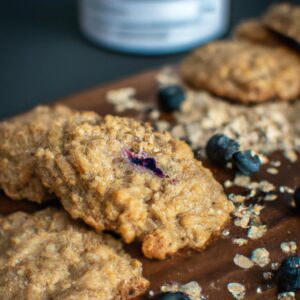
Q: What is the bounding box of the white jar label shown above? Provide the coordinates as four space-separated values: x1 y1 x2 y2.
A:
79 0 230 54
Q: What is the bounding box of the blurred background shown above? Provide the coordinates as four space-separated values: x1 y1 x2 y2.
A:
0 0 299 119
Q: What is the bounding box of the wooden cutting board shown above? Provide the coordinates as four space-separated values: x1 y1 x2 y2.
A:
1 69 300 300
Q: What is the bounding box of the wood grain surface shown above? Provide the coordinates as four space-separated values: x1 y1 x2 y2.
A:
1 70 300 300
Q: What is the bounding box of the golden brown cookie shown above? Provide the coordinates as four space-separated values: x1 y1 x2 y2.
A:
36 115 233 260
0 105 100 203
0 106 73 202
234 20 281 46
180 40 300 103
0 208 149 300
263 3 300 45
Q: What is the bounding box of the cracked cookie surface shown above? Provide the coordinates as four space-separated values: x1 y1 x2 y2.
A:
36 115 233 259
0 208 149 300
180 40 300 103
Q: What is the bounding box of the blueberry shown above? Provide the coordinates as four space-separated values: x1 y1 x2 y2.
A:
142 158 157 170
206 134 239 165
159 85 186 112
294 186 300 210
276 255 300 292
232 150 261 175
157 291 191 300
131 157 142 166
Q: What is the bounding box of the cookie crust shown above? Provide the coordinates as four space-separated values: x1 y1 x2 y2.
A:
36 115 233 259
0 208 149 300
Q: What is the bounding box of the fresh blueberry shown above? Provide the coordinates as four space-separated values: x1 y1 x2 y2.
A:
206 134 240 165
276 255 300 292
157 291 191 300
159 85 186 112
142 158 157 170
294 186 300 210
232 150 261 176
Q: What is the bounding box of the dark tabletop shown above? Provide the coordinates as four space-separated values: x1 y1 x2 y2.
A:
1 0 299 119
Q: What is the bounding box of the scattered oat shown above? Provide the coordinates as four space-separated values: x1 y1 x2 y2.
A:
161 281 203 300
248 225 267 240
263 271 274 280
280 241 297 254
224 180 233 188
277 291 295 300
148 290 155 297
270 160 281 168
284 150 298 163
233 238 248 247
251 248 270 267
222 229 230 237
234 254 254 269
267 167 279 175
264 194 278 201
256 286 262 294
106 87 153 113
279 186 294 194
149 109 160 120
227 283 246 300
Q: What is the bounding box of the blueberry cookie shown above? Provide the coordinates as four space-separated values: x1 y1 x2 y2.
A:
0 208 149 300
0 105 100 202
36 115 233 259
180 40 300 103
263 3 300 45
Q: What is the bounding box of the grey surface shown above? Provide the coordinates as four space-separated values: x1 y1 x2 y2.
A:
0 0 299 119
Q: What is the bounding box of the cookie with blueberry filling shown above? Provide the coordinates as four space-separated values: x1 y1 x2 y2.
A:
35 115 233 259
0 208 149 300
180 40 300 103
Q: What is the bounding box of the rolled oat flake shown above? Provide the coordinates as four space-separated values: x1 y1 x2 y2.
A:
79 0 230 55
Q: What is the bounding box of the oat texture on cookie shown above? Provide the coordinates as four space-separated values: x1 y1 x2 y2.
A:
180 40 300 103
0 208 149 300
0 106 73 202
0 105 101 203
36 115 233 259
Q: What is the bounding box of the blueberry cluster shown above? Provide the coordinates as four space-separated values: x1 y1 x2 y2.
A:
158 85 186 112
205 134 261 176
276 255 300 292
157 291 191 300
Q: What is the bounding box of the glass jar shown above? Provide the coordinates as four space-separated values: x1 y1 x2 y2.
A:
79 0 231 55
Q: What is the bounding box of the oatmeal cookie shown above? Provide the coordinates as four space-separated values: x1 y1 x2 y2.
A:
234 20 281 46
263 3 300 45
180 40 300 103
0 208 149 300
35 115 233 259
0 106 73 202
0 105 100 202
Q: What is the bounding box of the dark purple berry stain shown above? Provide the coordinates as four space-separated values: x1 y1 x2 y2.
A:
122 148 166 178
